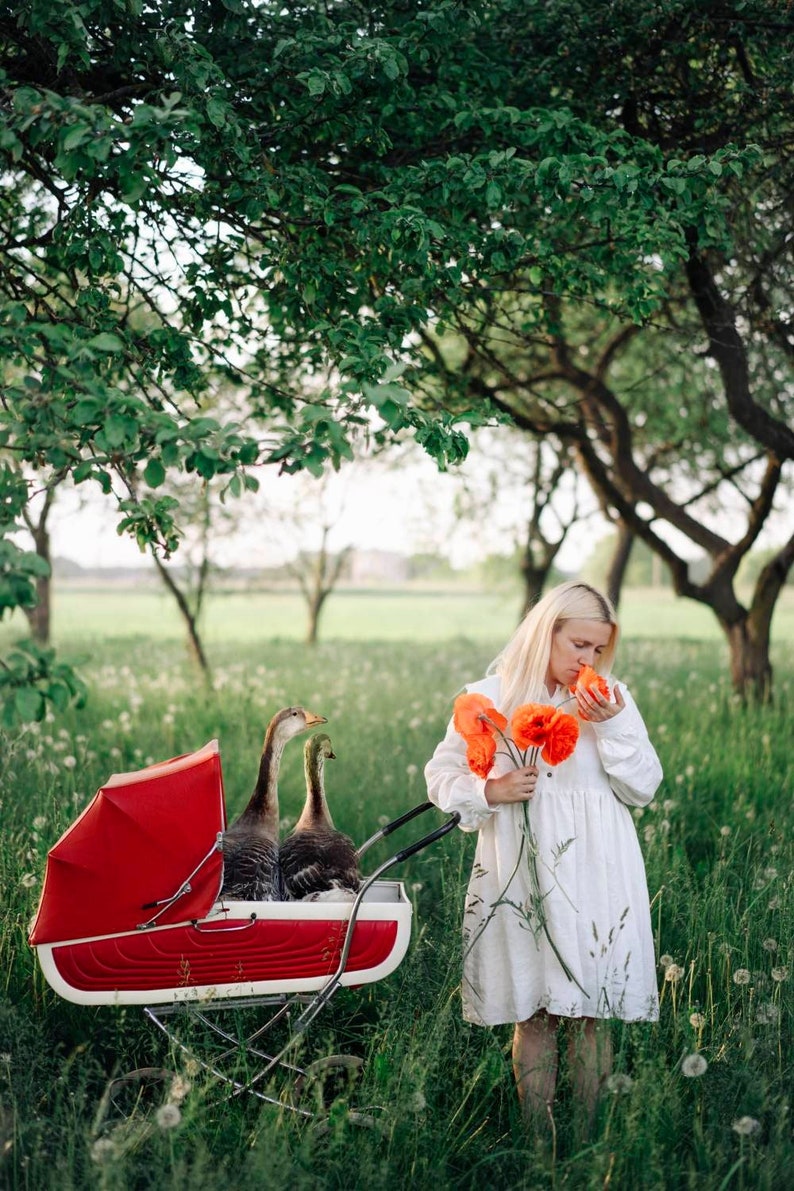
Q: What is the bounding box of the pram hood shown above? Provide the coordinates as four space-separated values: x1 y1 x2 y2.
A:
28 739 226 946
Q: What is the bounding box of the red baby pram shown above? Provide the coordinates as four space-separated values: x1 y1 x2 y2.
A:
29 739 458 1114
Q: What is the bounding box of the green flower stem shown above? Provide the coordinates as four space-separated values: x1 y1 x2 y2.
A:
468 721 587 998
521 798 588 998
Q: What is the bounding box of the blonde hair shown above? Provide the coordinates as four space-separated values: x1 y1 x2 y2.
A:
490 581 619 712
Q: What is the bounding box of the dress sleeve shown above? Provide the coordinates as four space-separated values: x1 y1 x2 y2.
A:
590 684 663 808
424 715 498 833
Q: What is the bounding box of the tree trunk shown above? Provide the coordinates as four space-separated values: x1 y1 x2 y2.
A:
519 562 547 617
151 554 212 678
305 590 329 645
604 521 634 609
22 523 51 645
722 616 773 703
720 532 794 702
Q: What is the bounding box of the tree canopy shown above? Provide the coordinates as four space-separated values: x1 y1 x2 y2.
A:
1 0 792 715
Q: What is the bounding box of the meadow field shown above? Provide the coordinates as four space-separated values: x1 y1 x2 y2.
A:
1 587 793 1189
5 582 793 646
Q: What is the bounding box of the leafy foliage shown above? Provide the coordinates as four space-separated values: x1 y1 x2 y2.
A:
2 0 793 713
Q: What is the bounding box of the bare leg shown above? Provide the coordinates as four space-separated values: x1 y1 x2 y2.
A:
512 1012 559 1130
567 1017 612 1128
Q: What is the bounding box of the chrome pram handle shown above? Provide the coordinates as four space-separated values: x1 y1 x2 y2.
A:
356 799 459 859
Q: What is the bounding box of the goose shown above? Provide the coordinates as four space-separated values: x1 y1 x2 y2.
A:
279 733 360 902
220 706 326 901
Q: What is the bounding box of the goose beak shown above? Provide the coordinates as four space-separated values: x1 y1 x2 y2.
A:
304 711 327 727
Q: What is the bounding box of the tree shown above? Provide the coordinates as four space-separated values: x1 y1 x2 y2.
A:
147 474 243 677
446 427 594 610
259 468 355 645
2 0 792 713
19 472 59 644
389 1 794 697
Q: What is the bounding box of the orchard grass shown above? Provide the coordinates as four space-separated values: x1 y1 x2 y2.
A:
1 633 792 1189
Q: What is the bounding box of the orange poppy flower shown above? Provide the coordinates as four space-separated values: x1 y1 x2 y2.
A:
453 693 507 738
569 664 610 700
466 733 497 778
511 703 559 751
540 713 580 765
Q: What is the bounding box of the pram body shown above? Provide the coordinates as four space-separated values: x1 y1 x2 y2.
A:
29 738 457 1111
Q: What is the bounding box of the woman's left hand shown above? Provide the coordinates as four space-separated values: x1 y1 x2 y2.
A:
575 682 625 723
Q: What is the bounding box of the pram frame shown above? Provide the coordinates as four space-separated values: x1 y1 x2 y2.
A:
141 801 460 1109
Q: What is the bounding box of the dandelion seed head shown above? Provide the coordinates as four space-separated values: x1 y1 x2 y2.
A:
733 968 751 985
681 1053 708 1078
762 938 778 952
719 825 731 837
20 873 37 889
168 1076 192 1104
155 1103 181 1129
605 1073 633 1094
755 1003 780 1026
409 1089 427 1113
689 1012 706 1029
665 964 685 983
659 954 674 969
32 816 46 830
63 755 77 770
732 1115 761 1136
771 967 789 982
91 1138 117 1164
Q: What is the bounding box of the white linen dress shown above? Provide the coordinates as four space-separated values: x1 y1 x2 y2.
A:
425 675 662 1026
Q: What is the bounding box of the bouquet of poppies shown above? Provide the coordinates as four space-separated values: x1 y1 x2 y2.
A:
453 688 585 992
454 693 580 778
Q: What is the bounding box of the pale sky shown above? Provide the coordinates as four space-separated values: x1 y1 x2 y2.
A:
39 433 792 574
44 437 606 572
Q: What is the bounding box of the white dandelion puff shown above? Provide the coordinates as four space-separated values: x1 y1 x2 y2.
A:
732 1116 761 1137
665 964 685 983
20 873 37 889
90 1138 117 1164
681 1053 708 1078
168 1076 192 1104
659 954 674 970
155 1103 181 1130
762 938 778 953
733 969 751 985
605 1073 633 1095
755 1003 779 1026
689 1012 706 1029
770 967 789 982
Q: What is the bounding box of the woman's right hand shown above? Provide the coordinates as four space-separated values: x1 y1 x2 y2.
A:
484 765 539 805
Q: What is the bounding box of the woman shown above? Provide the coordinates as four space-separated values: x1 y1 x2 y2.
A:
425 581 662 1129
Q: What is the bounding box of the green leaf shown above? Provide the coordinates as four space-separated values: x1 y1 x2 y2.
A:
86 332 125 353
144 458 166 488
14 686 45 723
206 98 227 129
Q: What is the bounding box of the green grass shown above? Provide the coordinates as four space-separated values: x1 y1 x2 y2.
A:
2 633 793 1189
2 584 792 648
